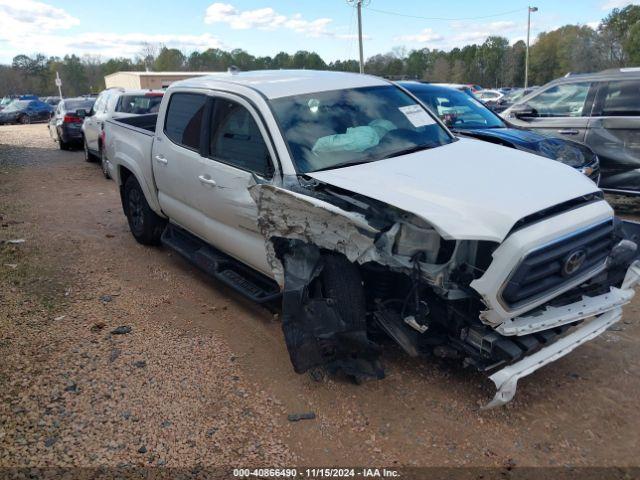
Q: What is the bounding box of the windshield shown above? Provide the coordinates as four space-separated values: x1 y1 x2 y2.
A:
117 94 163 114
407 87 504 130
65 99 95 111
270 85 453 173
503 88 536 103
0 97 13 106
2 100 30 112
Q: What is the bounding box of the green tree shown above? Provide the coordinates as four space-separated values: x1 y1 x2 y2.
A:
599 5 640 65
405 48 432 79
481 36 510 87
291 51 326 70
624 22 640 65
154 47 186 71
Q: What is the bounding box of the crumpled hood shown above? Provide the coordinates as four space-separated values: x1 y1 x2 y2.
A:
307 137 602 242
459 128 595 165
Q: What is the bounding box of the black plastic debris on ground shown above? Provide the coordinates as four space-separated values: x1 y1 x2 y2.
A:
111 326 131 335
287 412 316 422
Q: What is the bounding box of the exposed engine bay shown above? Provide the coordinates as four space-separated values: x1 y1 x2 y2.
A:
250 179 640 408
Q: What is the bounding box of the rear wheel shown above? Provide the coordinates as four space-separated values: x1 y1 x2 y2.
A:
123 175 166 245
100 148 111 179
58 131 69 150
19 115 30 125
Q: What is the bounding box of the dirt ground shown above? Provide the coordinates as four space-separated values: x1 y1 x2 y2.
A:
1 123 640 470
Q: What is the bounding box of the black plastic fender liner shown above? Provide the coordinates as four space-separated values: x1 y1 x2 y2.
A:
279 241 384 379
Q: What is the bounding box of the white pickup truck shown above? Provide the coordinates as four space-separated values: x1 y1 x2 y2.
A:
105 70 640 407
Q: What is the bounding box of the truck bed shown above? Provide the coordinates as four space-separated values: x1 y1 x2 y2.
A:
104 114 159 213
110 113 157 134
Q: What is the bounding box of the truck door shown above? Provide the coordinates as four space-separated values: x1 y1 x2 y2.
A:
191 94 275 276
151 91 209 237
586 79 640 194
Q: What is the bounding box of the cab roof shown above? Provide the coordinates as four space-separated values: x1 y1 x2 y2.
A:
169 69 390 99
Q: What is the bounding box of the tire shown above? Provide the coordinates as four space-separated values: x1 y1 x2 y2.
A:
123 175 166 245
19 115 30 125
313 253 367 329
58 134 69 150
83 138 95 162
100 148 111 179
312 253 374 383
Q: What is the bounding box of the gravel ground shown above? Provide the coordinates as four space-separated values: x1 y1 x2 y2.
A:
1 124 640 470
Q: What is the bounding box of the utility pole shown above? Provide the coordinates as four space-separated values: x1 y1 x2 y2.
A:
525 6 538 89
55 71 63 99
347 0 366 73
356 0 364 74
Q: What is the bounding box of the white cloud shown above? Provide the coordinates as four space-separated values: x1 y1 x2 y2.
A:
394 21 522 49
601 0 640 10
394 28 443 44
0 0 79 41
1 32 224 61
204 2 335 37
65 33 225 57
0 0 225 61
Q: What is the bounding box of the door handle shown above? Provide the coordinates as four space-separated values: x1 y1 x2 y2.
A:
198 175 217 186
558 129 579 135
154 155 168 165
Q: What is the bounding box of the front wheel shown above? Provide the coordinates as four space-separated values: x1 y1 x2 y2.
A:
123 175 166 245
19 115 31 125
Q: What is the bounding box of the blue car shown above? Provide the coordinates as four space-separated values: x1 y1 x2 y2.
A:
400 82 600 184
0 98 53 125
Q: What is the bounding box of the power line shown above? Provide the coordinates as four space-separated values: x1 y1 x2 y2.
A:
367 6 526 22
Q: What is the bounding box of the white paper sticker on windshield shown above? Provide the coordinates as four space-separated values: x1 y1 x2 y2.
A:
399 104 435 127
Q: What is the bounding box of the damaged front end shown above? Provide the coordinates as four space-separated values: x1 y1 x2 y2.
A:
250 180 640 407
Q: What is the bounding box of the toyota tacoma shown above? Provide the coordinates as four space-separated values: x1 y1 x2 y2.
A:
104 70 640 407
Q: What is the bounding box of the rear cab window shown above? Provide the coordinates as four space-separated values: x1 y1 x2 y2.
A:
163 92 207 151
116 94 163 114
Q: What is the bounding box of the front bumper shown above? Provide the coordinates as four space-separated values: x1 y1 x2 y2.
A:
483 259 640 408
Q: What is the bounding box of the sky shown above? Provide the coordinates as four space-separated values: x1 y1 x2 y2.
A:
0 0 638 64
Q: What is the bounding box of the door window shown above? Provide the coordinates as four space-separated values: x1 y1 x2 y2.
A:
526 82 592 117
600 80 640 116
164 93 207 151
208 99 272 176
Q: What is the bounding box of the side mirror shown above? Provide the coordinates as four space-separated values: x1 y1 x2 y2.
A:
510 103 535 119
76 109 87 118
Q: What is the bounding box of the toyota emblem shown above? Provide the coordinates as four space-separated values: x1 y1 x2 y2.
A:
562 249 587 277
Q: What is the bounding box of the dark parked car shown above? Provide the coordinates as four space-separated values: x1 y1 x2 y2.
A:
48 97 96 150
0 99 53 124
42 96 62 107
400 82 600 183
502 68 640 195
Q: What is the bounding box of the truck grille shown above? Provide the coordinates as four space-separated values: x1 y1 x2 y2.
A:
502 219 614 309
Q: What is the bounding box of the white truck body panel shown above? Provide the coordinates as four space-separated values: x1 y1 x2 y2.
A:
308 137 601 243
